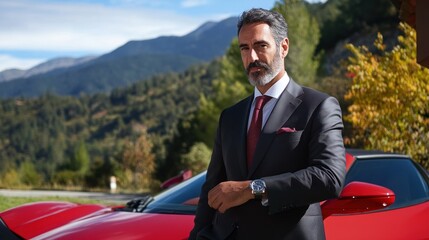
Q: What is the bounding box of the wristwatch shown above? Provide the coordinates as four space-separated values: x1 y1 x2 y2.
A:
250 179 266 199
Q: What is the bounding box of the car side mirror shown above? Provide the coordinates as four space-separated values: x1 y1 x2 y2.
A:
322 181 395 219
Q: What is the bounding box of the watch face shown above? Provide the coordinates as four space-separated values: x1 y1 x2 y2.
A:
251 179 265 193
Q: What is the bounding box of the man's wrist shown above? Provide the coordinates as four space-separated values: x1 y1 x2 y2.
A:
242 180 253 200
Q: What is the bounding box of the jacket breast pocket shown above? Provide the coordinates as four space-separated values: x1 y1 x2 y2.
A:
276 130 303 142
273 130 303 152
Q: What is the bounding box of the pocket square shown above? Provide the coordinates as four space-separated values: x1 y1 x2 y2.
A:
277 127 297 134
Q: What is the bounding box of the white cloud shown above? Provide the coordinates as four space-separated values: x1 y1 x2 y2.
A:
0 0 203 53
0 54 45 71
181 0 209 8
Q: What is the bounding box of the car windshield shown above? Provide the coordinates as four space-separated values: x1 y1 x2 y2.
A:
143 171 205 215
344 157 429 208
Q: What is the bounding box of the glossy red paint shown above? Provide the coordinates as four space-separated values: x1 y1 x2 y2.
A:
340 181 394 198
345 152 356 171
34 211 194 240
0 202 106 239
324 200 429 239
0 201 195 240
322 181 395 218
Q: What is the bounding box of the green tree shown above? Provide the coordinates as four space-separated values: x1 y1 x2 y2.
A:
159 115 199 180
85 156 118 188
345 23 429 168
274 0 320 85
53 170 82 187
71 141 90 175
19 160 43 187
181 142 211 174
195 39 251 147
317 0 398 51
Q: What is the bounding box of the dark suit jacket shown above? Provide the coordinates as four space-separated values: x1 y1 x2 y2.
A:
189 79 346 240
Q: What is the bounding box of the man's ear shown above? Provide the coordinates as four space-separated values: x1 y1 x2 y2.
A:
281 38 289 58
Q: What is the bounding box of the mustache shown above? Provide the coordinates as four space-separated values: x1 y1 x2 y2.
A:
246 61 269 74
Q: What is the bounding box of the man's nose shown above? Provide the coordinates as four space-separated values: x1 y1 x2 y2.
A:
249 48 259 62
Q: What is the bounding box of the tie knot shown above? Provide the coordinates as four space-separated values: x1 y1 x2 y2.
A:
255 95 272 110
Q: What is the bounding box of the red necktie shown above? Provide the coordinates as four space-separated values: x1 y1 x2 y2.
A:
247 95 272 168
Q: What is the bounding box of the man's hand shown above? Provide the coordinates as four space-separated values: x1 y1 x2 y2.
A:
208 180 253 213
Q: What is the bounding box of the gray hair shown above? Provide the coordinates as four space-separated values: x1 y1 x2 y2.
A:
237 8 288 46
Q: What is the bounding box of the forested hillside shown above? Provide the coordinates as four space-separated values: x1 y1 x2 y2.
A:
0 62 218 190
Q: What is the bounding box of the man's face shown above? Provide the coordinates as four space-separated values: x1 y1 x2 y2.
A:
238 22 284 87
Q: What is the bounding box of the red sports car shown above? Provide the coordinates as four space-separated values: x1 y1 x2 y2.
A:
1 150 428 239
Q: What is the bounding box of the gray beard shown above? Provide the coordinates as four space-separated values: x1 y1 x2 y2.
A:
248 68 279 87
248 57 283 87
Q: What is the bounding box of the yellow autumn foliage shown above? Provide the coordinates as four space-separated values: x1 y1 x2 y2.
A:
345 23 429 168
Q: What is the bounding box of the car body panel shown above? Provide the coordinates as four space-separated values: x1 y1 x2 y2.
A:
0 202 106 239
33 211 195 240
324 201 429 240
0 202 195 240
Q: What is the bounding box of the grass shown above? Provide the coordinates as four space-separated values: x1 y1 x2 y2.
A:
0 195 116 212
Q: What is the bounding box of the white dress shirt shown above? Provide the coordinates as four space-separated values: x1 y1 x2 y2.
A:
247 72 290 131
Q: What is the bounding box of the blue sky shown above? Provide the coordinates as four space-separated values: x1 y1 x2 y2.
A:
0 0 324 72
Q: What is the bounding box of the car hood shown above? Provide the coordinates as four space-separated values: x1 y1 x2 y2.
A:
0 201 195 240
0 201 107 239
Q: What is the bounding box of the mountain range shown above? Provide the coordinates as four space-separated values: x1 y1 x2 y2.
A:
0 17 238 98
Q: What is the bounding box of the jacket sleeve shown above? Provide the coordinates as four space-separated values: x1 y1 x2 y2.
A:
188 112 227 239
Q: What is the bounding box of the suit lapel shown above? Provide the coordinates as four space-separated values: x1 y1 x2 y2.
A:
247 79 303 178
237 96 253 179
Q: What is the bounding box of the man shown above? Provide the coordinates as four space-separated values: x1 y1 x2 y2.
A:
189 8 346 240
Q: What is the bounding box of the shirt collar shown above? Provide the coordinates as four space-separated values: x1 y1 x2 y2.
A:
253 72 290 100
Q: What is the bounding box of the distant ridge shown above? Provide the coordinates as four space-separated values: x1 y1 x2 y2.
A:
0 56 97 82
